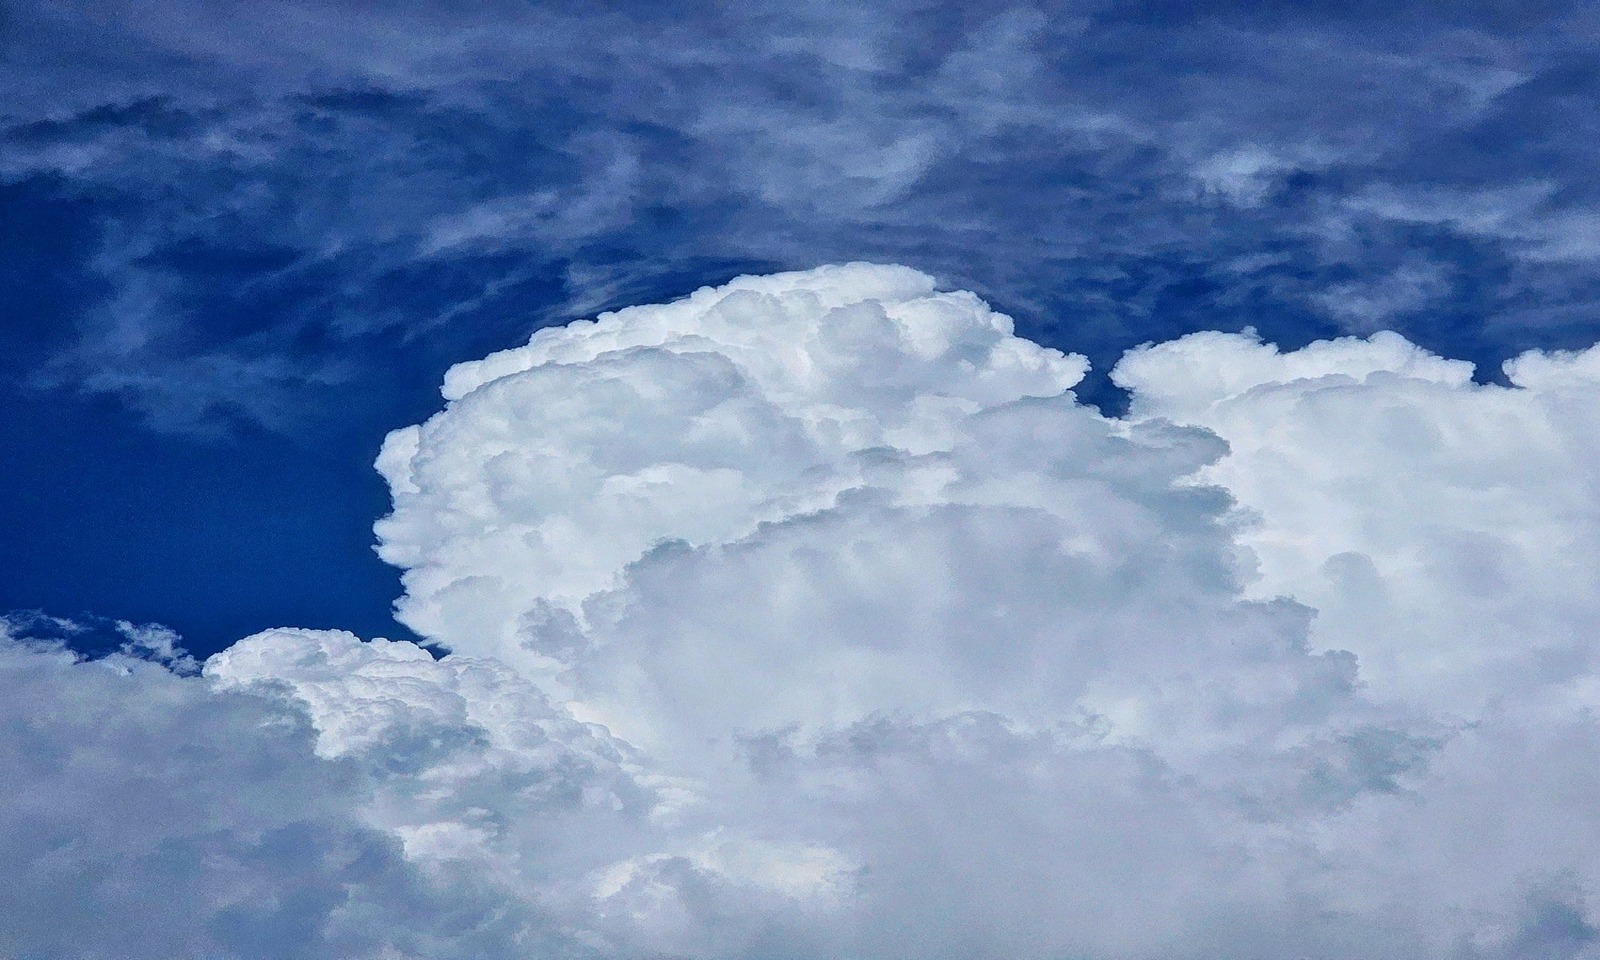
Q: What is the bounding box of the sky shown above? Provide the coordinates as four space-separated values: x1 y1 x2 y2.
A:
6 2 1600 958
7 0 1600 651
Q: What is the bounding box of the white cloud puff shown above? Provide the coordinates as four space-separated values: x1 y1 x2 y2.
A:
0 621 574 960
1114 329 1600 712
11 265 1600 958
375 262 1088 669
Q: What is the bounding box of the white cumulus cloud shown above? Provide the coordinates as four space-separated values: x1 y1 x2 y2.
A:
9 264 1600 958
1115 328 1600 712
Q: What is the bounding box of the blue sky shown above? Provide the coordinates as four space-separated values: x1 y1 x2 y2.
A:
6 1 1598 653
10 5 1600 956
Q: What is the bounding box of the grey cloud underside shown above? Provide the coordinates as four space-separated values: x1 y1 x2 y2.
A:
0 632 579 960
6 0 1599 428
10 266 1600 958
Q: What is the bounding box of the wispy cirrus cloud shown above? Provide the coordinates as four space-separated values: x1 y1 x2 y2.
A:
6 1 1599 430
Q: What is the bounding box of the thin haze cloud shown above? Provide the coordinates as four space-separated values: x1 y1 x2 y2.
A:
5 1 1600 430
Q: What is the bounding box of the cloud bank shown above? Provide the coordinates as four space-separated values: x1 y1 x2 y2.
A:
11 264 1600 958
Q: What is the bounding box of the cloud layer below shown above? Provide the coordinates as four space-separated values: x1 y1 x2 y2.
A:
11 264 1600 958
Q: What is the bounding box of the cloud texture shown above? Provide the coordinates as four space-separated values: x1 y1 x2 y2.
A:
9 0 1600 432
10 0 1599 658
11 265 1600 957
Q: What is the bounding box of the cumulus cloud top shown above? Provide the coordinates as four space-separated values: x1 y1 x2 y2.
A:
12 265 1600 958
1115 328 1477 417
376 263 1087 659
1116 329 1600 709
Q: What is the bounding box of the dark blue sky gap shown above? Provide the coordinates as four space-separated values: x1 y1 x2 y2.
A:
3 0 1597 656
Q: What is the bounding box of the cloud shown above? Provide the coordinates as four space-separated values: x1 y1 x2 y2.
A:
11 265 1600 956
1310 262 1452 331
1114 327 1600 711
1347 181 1600 263
0 619 558 960
362 265 1600 955
9 1 1600 431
